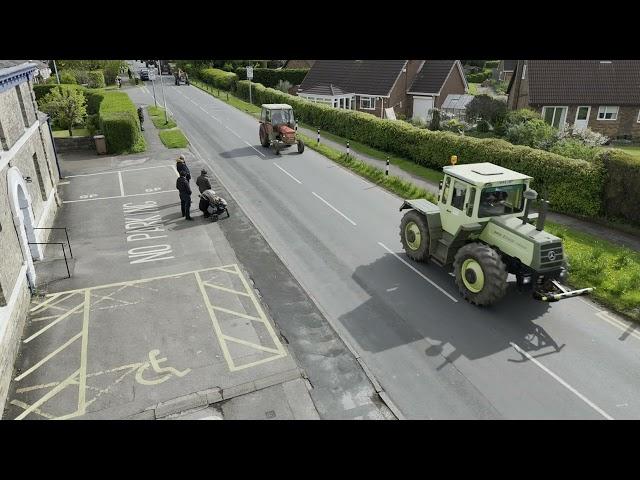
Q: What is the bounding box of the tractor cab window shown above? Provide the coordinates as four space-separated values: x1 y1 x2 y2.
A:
451 180 468 211
478 184 525 217
265 109 272 123
272 109 295 126
261 109 267 122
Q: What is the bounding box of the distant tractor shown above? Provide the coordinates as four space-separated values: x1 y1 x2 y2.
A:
174 69 189 85
399 159 593 306
259 104 304 155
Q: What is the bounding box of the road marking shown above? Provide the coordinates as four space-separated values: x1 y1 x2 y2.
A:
24 301 85 344
14 333 83 382
15 370 80 420
118 171 125 197
78 289 91 414
65 165 172 178
509 342 613 420
168 165 179 177
576 297 640 342
63 190 175 203
274 163 302 184
377 242 459 303
244 140 266 157
311 191 357 226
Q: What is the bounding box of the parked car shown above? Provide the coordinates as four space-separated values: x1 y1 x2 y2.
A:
139 69 150 81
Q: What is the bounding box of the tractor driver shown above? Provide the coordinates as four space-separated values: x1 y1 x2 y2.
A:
271 110 285 125
479 190 508 216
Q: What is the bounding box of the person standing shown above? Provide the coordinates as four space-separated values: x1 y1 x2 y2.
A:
137 107 145 131
176 154 191 182
176 171 193 220
196 169 212 194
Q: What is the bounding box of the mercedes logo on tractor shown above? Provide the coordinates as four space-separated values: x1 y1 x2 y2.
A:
547 250 557 261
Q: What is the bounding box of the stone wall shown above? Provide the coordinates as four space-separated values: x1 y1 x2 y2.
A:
54 135 96 152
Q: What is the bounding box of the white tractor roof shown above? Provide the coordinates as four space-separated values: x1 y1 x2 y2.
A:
443 162 532 186
262 103 293 110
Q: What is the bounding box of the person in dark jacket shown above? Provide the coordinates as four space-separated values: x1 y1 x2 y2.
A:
196 169 212 194
137 107 145 131
176 154 191 182
176 170 193 220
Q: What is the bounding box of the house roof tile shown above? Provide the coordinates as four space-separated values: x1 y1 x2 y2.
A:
408 60 456 94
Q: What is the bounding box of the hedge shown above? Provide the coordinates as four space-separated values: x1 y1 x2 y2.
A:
601 149 640 224
33 84 85 102
199 68 238 91
484 60 500 69
98 91 145 153
467 69 493 83
234 67 309 88
87 71 106 88
235 80 604 217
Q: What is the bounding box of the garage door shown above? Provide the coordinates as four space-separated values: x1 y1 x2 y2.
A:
412 96 434 122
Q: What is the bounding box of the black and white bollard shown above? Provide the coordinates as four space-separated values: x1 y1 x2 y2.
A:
317 128 320 144
346 141 350 156
386 157 390 176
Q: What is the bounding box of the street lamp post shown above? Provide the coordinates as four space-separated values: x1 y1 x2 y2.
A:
53 60 60 84
158 59 168 123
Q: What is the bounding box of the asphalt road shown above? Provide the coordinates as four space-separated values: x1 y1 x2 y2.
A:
131 71 640 419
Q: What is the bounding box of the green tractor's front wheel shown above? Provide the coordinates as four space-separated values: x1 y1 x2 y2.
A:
453 242 508 306
400 210 430 262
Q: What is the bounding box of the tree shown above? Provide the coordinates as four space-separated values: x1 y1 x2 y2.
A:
465 94 507 125
40 87 87 136
429 109 441 131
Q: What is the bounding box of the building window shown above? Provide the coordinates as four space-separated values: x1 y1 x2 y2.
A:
542 106 568 128
597 106 619 121
360 96 376 110
15 85 30 127
32 152 47 201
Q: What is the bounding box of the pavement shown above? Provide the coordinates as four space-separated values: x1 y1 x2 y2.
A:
124 73 640 420
297 126 640 253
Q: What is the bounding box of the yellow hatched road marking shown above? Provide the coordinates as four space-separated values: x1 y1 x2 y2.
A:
24 302 85 344
210 305 262 322
221 335 282 355
15 333 82 382
78 289 91 414
10 400 56 420
202 281 251 297
30 292 78 313
15 369 80 420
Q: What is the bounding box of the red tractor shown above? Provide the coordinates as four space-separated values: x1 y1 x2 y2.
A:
259 103 304 155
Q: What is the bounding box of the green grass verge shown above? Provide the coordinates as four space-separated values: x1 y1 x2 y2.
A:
158 128 188 148
191 79 261 116
52 128 90 138
148 106 177 129
297 132 436 202
546 222 640 321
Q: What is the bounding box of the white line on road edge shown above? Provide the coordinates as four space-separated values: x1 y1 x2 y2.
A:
65 165 171 178
509 342 614 420
274 163 302 184
312 192 357 226
63 190 175 203
377 242 459 303
576 297 640 342
244 140 266 157
118 171 125 196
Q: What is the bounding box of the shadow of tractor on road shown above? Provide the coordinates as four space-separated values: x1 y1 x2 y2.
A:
338 253 564 371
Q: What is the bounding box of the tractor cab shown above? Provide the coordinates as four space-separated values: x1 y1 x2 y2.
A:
259 104 304 154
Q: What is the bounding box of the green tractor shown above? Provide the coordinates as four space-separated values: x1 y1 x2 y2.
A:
399 160 593 306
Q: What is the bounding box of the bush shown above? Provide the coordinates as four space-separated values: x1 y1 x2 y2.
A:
86 113 100 135
33 83 84 102
98 91 145 153
550 138 600 162
234 80 604 217
476 119 490 133
59 70 77 84
39 86 87 134
465 94 507 125
466 69 492 83
495 108 541 136
505 119 557 149
84 89 106 115
235 67 309 88
601 149 640 224
275 79 293 93
484 60 500 68
87 70 106 88
199 68 238 91
429 109 441 131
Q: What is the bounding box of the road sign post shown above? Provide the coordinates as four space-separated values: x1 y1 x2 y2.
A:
247 66 253 105
149 72 158 108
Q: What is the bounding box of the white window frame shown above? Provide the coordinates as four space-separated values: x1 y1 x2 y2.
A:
542 106 568 129
360 96 376 110
597 106 619 121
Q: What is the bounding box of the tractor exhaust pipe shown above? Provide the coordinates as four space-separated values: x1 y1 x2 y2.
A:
522 189 538 225
537 199 549 231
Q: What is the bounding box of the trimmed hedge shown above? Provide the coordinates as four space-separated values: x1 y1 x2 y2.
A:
484 60 500 68
199 68 238 90
235 80 605 217
87 71 106 88
601 149 640 224
467 69 493 83
234 67 309 88
98 91 145 153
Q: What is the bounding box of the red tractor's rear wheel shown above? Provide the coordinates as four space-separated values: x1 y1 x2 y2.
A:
259 127 270 148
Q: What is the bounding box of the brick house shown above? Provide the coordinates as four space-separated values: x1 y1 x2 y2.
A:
407 60 467 121
0 62 60 412
297 60 466 120
283 60 315 69
507 60 640 140
497 60 516 83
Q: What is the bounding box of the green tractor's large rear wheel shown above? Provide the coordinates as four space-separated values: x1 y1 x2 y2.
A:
400 210 430 262
453 242 508 306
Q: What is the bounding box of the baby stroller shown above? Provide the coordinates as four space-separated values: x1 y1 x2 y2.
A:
199 190 229 221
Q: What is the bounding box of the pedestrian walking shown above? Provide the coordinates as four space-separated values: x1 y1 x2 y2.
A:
176 154 191 182
137 107 145 131
196 168 212 194
128 67 133 80
176 171 193 220
116 76 122 88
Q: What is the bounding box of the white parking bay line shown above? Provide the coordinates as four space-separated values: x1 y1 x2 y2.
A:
63 190 175 203
377 242 458 303
509 342 614 420
274 163 302 184
118 171 125 196
312 192 357 226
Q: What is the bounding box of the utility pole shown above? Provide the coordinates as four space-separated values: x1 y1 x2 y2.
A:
159 59 168 123
53 60 60 84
